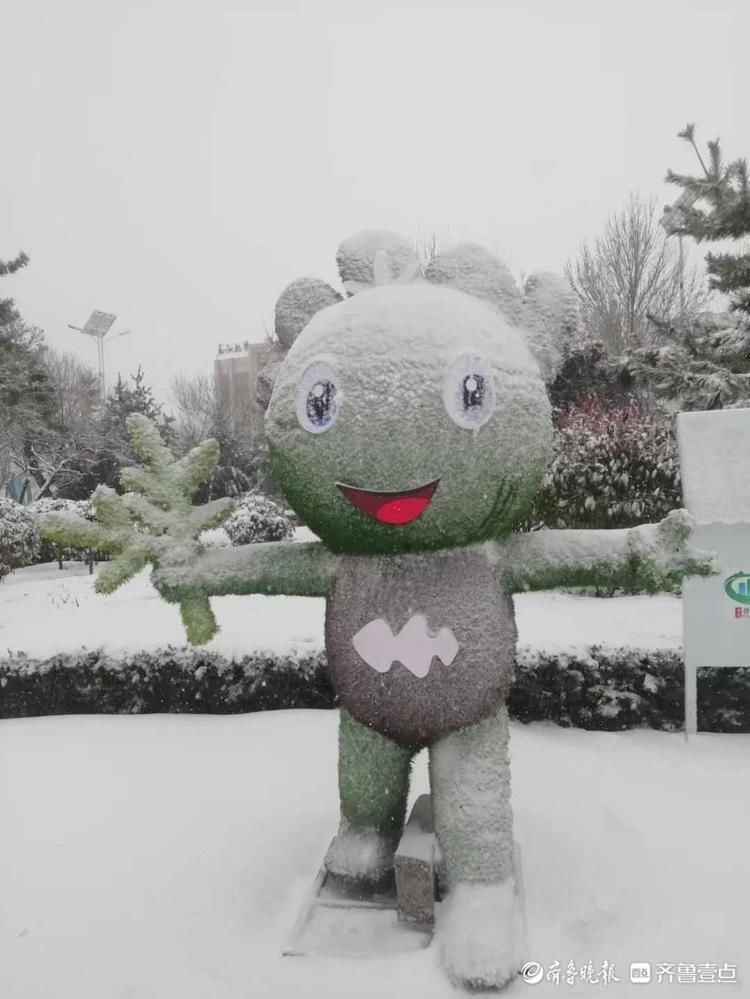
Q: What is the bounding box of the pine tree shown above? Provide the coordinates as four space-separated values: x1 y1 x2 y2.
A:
0 250 29 327
611 311 750 410
0 322 58 489
0 251 29 276
664 123 750 315
62 366 174 497
108 366 174 442
610 125 750 411
0 252 96 495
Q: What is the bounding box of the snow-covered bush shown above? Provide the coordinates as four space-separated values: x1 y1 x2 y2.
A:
0 647 332 719
199 526 231 549
30 497 94 565
526 397 681 532
0 498 40 580
31 496 94 519
1 644 747 733
222 492 294 546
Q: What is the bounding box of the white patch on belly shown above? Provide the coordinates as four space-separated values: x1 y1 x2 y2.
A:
352 614 459 678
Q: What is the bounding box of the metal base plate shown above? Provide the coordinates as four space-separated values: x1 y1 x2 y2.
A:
283 845 433 958
283 809 527 961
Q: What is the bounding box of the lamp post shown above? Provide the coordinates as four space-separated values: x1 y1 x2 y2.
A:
67 310 131 401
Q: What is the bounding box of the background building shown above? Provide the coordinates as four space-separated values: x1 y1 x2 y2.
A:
214 340 274 439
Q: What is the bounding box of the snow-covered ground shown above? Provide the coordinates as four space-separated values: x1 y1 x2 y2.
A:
0 559 682 660
0 709 747 998
1 559 746 995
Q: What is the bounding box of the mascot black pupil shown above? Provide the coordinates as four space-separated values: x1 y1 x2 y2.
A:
462 373 484 410
307 381 335 425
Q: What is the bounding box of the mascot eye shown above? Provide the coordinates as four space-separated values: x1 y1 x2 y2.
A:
296 361 341 434
443 354 495 429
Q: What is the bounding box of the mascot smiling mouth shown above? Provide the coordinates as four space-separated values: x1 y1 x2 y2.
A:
336 480 439 525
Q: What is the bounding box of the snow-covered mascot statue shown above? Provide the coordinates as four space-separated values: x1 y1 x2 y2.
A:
41 231 716 990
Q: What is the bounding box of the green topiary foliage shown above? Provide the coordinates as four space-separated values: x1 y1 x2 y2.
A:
37 414 234 644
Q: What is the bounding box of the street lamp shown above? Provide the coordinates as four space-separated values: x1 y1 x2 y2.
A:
67 310 131 400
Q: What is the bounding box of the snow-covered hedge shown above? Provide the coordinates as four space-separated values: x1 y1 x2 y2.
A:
222 492 294 546
0 648 332 718
1 645 748 733
0 499 40 580
525 397 681 534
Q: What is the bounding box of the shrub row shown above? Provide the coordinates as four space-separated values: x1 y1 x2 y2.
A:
1 645 748 733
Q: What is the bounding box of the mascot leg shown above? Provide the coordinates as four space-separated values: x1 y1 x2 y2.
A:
430 704 522 989
325 708 414 885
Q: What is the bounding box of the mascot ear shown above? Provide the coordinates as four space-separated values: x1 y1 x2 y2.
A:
274 277 342 350
520 272 578 384
258 277 342 411
337 230 419 295
425 243 523 323
426 244 577 385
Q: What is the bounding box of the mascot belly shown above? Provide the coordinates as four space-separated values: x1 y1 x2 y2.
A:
325 545 516 746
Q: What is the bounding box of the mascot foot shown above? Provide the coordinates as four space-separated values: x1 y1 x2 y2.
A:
436 879 523 990
324 817 400 887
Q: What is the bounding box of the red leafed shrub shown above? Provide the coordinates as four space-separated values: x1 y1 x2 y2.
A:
524 395 682 530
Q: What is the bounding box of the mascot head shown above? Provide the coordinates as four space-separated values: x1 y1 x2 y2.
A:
263 230 575 555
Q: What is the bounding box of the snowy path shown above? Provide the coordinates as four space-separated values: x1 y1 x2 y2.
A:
0 710 747 997
0 561 682 659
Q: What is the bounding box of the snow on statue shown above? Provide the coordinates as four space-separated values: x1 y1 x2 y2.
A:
39 230 718 990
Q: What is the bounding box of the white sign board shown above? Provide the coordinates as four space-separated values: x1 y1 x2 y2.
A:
677 408 750 734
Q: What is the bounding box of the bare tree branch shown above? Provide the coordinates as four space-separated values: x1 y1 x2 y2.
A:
566 193 709 354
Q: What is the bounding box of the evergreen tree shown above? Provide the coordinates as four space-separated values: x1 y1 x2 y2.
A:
0 250 29 276
108 366 174 441
62 366 174 497
612 311 750 411
0 250 29 327
0 321 57 490
609 125 750 411
0 252 94 496
664 123 750 315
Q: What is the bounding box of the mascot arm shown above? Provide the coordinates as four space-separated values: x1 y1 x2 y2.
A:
151 540 339 645
497 510 718 594
152 540 339 602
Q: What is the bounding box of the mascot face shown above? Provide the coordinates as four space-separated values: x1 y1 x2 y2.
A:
265 280 553 555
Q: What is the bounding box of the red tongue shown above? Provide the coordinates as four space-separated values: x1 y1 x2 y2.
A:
337 481 438 525
375 495 432 525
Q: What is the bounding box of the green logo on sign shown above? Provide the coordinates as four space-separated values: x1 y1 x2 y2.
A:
724 571 750 604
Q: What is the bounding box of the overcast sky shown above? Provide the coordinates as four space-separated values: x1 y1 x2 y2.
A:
2 0 748 405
